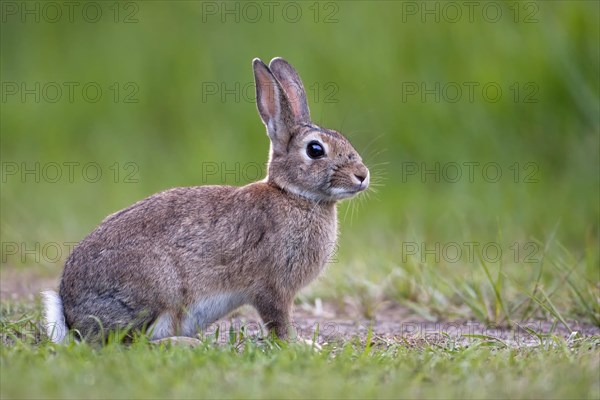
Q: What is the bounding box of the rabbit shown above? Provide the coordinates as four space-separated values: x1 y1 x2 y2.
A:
41 57 370 343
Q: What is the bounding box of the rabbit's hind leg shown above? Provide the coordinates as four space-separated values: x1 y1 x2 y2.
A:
63 290 156 342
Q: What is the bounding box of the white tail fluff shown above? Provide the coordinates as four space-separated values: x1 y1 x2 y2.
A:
41 290 68 343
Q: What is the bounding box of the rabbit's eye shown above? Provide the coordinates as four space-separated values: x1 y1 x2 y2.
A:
306 141 325 159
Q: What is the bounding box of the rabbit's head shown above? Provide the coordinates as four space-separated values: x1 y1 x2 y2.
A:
253 58 369 202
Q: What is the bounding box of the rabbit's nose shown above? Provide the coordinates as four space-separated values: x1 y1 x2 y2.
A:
354 173 367 183
352 167 370 189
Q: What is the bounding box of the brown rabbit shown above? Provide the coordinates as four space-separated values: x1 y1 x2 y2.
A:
42 57 370 343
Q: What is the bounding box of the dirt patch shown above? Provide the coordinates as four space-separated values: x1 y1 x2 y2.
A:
206 304 600 348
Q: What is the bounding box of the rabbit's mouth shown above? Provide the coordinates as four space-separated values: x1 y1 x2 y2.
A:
329 183 369 200
327 169 370 200
329 188 363 200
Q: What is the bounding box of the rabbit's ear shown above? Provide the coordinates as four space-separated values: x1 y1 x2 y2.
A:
253 58 293 154
269 58 310 123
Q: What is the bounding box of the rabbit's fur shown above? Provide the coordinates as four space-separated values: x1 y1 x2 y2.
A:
42 58 369 343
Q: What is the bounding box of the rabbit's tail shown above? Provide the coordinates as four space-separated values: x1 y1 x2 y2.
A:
41 290 68 343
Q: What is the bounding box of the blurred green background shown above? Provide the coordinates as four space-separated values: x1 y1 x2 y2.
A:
1 1 598 324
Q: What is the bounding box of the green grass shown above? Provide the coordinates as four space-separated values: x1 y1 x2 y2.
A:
5 343 599 399
1 304 599 400
1 1 599 399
